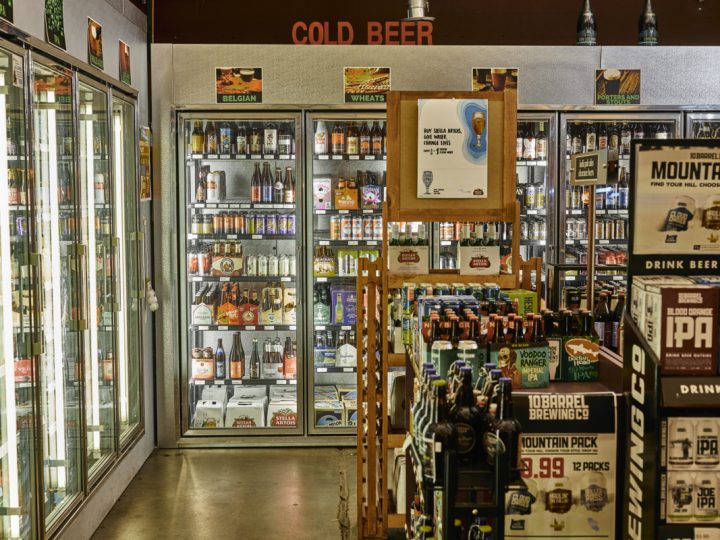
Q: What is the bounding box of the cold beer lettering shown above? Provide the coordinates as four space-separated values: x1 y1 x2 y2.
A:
291 21 433 45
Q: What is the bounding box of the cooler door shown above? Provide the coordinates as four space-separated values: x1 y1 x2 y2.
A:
31 58 83 531
112 94 142 446
307 112 386 434
686 112 720 139
180 112 303 435
0 43 37 540
78 79 115 481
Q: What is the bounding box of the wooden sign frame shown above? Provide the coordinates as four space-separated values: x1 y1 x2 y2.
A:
386 90 517 222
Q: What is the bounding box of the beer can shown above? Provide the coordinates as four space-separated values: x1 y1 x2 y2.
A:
348 253 357 275
545 478 573 514
695 473 718 520
187 251 198 274
363 216 373 240
521 221 529 240
191 215 202 235
257 255 268 276
338 253 347 276
197 251 208 275
213 213 224 234
373 216 383 240
577 219 587 240
330 216 341 240
224 213 235 235
268 255 279 276
352 217 363 240
15 216 27 237
669 419 694 466
266 213 277 235
532 221 541 241
566 219 576 240
234 214 244 235
245 255 257 276
695 419 719 466
668 472 694 521
289 255 297 276
278 134 293 155
341 216 352 240
246 213 256 235
615 219 625 240
580 472 608 512
595 220 605 240
286 215 296 235
255 214 266 235
278 214 288 236
279 255 290 277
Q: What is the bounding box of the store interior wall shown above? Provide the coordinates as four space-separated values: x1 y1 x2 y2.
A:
11 1 154 538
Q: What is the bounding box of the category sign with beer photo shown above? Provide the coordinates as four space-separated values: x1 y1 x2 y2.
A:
87 18 104 70
595 69 641 106
417 99 488 199
343 67 390 103
632 143 720 258
45 0 66 50
215 67 263 104
505 392 617 539
472 68 518 92
139 127 151 201
119 40 131 85
0 0 13 23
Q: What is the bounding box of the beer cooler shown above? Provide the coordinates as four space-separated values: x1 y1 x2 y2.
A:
306 112 386 434
551 112 682 309
687 112 720 139
179 112 303 435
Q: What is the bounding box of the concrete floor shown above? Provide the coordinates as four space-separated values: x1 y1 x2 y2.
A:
92 448 360 540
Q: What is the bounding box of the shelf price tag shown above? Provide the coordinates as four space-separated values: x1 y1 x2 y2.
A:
281 277 291 282
366 241 378 246
319 241 329 246
317 367 328 373
220 277 230 282
317 277 327 283
343 367 354 373
277 379 287 385
332 155 343 160
246 326 256 330
290 325 296 331
316 325 326 331
252 235 262 240
214 379 225 385
318 155 329 160
217 326 228 331
228 235 237 240
264 326 275 331
349 155 360 161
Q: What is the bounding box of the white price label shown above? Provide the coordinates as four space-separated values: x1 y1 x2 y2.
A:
317 277 327 282
252 235 262 240
349 155 360 160
214 379 224 385
228 235 237 240
366 241 378 246
343 367 354 373
264 326 275 331
332 155 342 160
320 241 329 246
339 210 349 214
348 241 358 246
218 326 228 330
317 367 328 373
246 326 256 330
219 154 230 159
318 155 329 160
276 379 287 385
220 277 230 282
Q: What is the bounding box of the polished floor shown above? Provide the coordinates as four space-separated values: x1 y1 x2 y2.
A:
93 448 360 540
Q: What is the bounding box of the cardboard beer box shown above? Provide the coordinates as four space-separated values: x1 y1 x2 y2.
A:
283 287 297 325
233 385 267 399
14 357 32 383
458 245 501 276
211 255 243 277
216 297 241 325
313 251 337 277
237 302 259 326
331 287 357 325
503 289 538 317
191 300 214 326
202 384 228 406
336 339 357 367
547 333 563 381
224 398 266 428
260 286 283 325
343 400 358 427
334 182 359 210
267 400 298 428
338 387 357 401
631 276 693 335
388 245 429 275
360 183 382 210
315 400 344 427
313 176 332 210
490 342 550 389
561 334 600 382
314 385 339 400
644 283 719 375
193 400 224 429
269 386 297 400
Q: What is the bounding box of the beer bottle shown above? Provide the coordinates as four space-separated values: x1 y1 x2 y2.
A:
283 167 295 204
593 292 612 346
332 123 345 155
249 124 262 154
577 0 598 46
426 380 458 480
516 123 524 161
262 162 273 203
273 166 284 204
427 318 440 355
449 367 484 463
314 120 329 154
611 292 626 352
581 310 595 338
489 378 522 482
371 121 383 156
229 333 244 379
512 315 525 343
561 310 574 336
215 338 226 380
638 0 658 46
536 122 548 161
532 315 545 342
493 315 505 344
283 337 296 379
381 121 387 155
585 122 597 152
359 122 371 155
191 121 204 154
236 123 247 154
205 121 218 154
450 316 461 348
251 163 261 203
598 123 608 150
504 315 516 344
633 122 645 141
346 122 360 155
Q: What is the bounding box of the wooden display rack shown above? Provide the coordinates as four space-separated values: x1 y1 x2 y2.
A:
357 90 542 539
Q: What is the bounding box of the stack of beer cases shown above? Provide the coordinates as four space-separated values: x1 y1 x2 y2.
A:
631 276 720 524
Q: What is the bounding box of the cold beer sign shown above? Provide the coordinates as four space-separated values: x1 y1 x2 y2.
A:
291 21 433 45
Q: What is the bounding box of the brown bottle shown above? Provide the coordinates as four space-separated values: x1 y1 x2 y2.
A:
346 122 359 155
359 122 371 155
205 122 218 154
331 123 345 154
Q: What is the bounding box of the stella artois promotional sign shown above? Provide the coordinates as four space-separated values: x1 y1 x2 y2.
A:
388 245 429 275
458 245 501 275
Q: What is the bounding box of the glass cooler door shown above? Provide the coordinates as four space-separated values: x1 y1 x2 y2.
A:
686 112 720 139
307 112 386 434
0 44 37 540
112 94 142 446
31 60 83 530
78 79 115 480
180 112 302 435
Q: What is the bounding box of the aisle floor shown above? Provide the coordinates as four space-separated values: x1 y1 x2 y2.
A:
93 448 361 540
